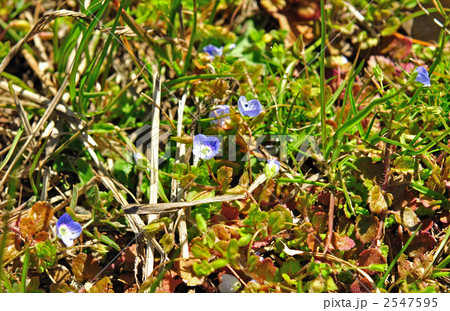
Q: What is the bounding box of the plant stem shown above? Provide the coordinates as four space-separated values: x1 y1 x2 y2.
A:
320 0 327 157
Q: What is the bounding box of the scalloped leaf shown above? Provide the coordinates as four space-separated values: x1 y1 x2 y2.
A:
355 215 380 244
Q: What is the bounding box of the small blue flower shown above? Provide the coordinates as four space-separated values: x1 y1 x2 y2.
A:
415 66 431 87
56 213 82 247
218 274 241 293
238 95 262 117
209 105 230 127
264 158 281 178
193 134 220 160
203 44 224 60
228 43 236 51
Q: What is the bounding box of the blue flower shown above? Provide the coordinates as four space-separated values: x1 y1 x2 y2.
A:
193 134 220 160
203 44 224 60
209 105 230 127
415 66 431 87
264 158 281 178
238 95 262 117
56 213 82 247
218 274 241 293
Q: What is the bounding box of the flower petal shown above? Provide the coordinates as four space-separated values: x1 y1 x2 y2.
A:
244 99 262 117
415 66 431 87
237 96 248 116
66 221 83 239
56 213 74 227
61 236 74 247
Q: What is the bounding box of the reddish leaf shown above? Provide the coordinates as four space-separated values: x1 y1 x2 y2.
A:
420 218 434 232
221 203 239 221
156 271 183 293
331 233 355 251
251 258 276 283
439 210 450 224
306 232 322 252
251 236 272 249
350 277 373 293
406 232 436 256
34 232 49 243
357 248 386 275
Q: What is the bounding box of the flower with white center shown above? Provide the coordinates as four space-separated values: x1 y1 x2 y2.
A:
218 274 241 293
56 213 82 247
415 66 431 87
192 134 220 160
209 105 230 127
237 95 262 117
264 158 281 178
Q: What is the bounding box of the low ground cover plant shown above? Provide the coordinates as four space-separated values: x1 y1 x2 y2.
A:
1 0 450 293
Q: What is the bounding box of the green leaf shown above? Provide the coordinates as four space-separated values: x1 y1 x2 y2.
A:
226 239 239 263
238 234 252 247
70 186 78 210
280 258 301 278
143 217 172 235
191 239 211 260
193 260 214 276
160 233 175 254
268 211 286 235
217 166 233 191
35 240 58 269
113 159 133 184
369 263 387 272
97 233 120 251
209 258 228 270
195 213 207 232
76 159 94 185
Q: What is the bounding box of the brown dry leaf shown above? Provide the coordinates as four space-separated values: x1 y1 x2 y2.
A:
88 276 114 293
71 253 102 283
306 232 322 252
178 258 205 286
212 224 231 241
50 265 72 284
2 232 21 263
34 231 49 242
49 283 76 293
18 201 53 240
